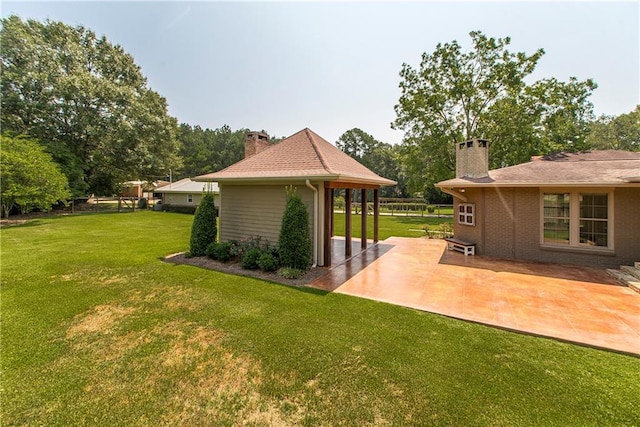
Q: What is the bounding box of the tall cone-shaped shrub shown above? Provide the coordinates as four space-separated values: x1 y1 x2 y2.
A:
278 186 312 270
189 189 217 256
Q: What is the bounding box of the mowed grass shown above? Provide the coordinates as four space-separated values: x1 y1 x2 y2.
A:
2 212 639 426
333 212 451 239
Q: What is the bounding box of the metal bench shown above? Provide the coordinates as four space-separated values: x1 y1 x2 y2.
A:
444 238 475 256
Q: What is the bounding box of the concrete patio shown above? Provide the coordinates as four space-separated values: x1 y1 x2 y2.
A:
311 237 640 355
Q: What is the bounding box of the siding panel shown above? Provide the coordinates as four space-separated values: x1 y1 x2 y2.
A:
219 185 315 246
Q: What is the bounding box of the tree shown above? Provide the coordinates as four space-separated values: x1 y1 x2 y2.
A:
189 189 217 256
336 128 408 197
0 15 180 196
177 124 246 178
177 124 285 179
393 31 597 192
278 186 312 271
586 106 640 151
0 133 70 218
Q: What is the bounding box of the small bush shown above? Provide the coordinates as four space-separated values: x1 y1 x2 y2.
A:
239 236 271 254
213 241 235 262
206 242 219 259
278 267 305 280
427 205 435 213
439 222 454 238
241 247 263 270
258 252 279 272
227 240 242 259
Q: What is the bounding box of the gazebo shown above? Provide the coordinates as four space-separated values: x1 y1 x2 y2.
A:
193 128 396 267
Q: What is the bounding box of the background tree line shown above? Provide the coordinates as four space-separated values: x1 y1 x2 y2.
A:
1 16 637 216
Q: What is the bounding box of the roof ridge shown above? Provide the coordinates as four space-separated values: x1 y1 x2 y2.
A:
305 128 335 175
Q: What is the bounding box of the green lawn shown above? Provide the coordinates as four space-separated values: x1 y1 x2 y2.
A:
2 212 638 425
333 212 452 239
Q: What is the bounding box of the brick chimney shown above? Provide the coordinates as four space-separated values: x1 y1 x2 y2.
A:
455 139 489 178
244 131 270 158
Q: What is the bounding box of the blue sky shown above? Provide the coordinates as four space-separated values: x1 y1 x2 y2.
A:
3 1 638 144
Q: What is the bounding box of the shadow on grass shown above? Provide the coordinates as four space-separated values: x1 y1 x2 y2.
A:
0 219 46 229
0 210 141 229
388 216 452 225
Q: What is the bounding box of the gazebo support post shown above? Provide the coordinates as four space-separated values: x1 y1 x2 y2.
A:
361 189 367 249
373 188 380 243
345 189 352 257
330 189 335 237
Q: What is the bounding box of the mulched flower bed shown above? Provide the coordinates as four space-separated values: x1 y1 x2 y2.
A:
163 252 328 287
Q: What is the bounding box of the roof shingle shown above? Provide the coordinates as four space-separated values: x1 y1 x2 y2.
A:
194 128 396 186
437 150 640 187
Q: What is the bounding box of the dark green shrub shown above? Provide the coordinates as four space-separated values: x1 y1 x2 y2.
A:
214 242 235 261
189 192 217 256
241 247 262 270
278 187 312 270
239 236 270 254
227 240 242 259
258 252 279 272
427 205 435 213
206 242 219 259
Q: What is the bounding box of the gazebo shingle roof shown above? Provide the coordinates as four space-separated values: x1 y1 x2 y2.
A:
437 150 640 187
194 128 396 186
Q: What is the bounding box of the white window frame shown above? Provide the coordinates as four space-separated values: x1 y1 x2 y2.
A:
457 203 475 226
187 194 194 204
540 189 614 251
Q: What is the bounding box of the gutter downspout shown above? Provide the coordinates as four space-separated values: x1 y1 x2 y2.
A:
440 187 467 202
305 179 318 267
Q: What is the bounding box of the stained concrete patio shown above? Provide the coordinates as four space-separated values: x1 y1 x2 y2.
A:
311 237 640 355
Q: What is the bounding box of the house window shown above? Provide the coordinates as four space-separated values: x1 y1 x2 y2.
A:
187 194 193 203
543 193 570 245
458 203 475 226
541 191 611 249
579 193 608 247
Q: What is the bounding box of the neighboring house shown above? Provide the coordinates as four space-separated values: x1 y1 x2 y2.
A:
194 129 396 267
436 140 640 268
154 178 219 213
120 181 149 198
120 180 166 201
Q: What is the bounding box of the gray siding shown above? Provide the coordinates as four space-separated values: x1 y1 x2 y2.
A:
454 187 639 269
161 193 220 207
219 185 315 247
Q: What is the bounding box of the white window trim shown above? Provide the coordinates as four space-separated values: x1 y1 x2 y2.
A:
540 189 614 251
187 194 194 203
457 203 475 226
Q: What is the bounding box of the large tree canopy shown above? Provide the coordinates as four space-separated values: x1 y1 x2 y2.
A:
0 133 70 218
0 15 180 196
393 31 597 193
177 124 247 179
336 128 408 198
586 105 640 152
177 124 284 179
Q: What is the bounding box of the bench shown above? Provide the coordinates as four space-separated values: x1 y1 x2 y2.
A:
444 238 475 256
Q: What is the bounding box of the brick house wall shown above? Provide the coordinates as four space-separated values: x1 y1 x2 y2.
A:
453 187 639 269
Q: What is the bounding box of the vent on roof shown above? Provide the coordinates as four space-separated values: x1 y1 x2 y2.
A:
244 131 270 158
